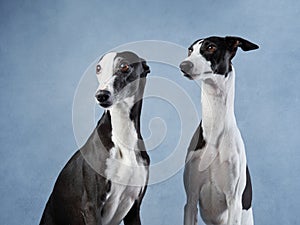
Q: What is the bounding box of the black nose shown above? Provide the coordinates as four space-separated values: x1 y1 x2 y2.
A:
180 61 194 73
95 90 111 103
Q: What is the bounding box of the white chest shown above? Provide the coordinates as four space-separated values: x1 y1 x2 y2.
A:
101 104 148 225
105 146 147 186
101 145 147 225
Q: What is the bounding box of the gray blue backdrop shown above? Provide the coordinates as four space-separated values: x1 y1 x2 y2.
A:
1 0 300 224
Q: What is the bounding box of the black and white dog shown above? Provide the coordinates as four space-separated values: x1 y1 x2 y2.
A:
180 36 258 225
40 51 150 225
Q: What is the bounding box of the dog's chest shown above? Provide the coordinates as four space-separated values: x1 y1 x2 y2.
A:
105 145 147 186
101 107 148 224
102 145 147 225
195 130 247 223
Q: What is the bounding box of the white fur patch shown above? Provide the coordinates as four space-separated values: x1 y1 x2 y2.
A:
183 41 213 79
184 68 253 224
242 208 254 225
101 101 147 225
102 145 147 224
96 52 117 94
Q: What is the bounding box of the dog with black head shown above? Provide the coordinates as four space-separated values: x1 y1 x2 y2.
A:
40 51 150 225
180 36 258 225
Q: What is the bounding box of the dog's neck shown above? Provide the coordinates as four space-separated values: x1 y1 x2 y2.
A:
107 80 145 151
201 69 237 145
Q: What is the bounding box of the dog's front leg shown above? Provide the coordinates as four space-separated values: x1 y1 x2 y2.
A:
123 201 142 225
184 202 198 225
183 191 199 225
225 165 243 224
226 197 242 225
183 154 201 225
223 156 243 225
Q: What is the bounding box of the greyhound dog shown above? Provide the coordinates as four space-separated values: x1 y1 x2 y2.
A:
40 51 150 225
180 36 258 225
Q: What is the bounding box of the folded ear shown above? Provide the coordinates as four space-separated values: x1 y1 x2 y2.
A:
225 36 259 51
140 58 150 77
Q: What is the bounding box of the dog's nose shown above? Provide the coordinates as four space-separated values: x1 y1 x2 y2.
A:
180 61 194 73
95 90 111 103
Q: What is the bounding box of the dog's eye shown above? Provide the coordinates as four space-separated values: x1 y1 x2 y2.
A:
120 63 130 73
188 49 193 56
207 45 217 53
96 65 101 74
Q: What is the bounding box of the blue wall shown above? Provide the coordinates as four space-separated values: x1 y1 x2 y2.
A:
0 0 299 224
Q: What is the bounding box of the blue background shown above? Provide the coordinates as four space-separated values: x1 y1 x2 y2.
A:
1 0 300 224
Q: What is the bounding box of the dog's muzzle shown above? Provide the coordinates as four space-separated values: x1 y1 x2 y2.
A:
180 61 194 73
95 90 112 108
180 61 195 79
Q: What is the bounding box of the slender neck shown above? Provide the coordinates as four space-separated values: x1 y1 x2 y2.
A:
108 100 138 150
108 79 145 150
201 70 237 145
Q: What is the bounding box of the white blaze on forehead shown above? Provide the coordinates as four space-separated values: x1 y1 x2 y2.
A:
190 40 203 56
184 39 212 77
96 52 117 90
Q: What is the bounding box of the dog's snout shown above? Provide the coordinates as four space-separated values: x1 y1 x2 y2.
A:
95 90 111 103
180 61 194 73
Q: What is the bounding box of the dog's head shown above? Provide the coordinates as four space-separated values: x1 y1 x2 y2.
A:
180 36 258 80
95 51 150 108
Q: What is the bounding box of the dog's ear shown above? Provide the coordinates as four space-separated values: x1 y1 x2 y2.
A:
140 58 150 77
225 36 259 52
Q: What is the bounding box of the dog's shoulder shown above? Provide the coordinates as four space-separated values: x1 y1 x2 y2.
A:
188 121 206 153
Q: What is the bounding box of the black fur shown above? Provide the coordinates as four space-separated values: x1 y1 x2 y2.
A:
40 115 113 225
113 52 149 94
242 166 253 210
97 111 114 151
188 36 258 76
188 121 206 152
40 52 150 225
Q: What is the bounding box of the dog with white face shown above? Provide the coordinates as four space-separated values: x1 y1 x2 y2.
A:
40 51 150 225
180 36 258 225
